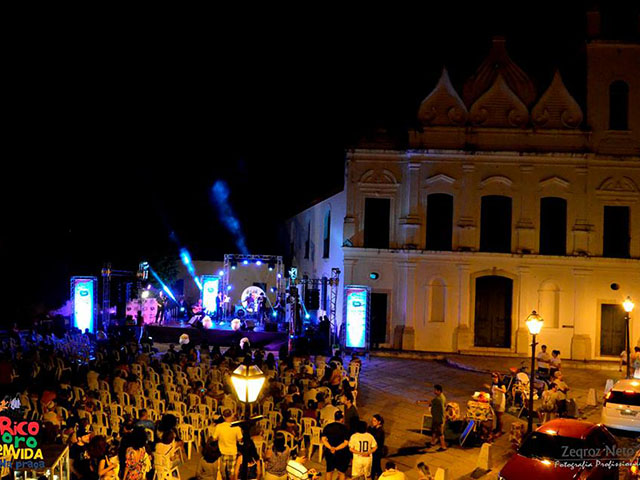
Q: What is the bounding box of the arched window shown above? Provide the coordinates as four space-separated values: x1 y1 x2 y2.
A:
428 279 446 323
609 81 629 130
538 281 560 329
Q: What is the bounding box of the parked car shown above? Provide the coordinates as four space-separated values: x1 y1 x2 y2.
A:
498 419 618 479
601 379 640 432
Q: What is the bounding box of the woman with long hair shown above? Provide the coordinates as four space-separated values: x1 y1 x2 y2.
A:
263 432 290 480
123 428 150 480
234 438 262 480
368 415 385 480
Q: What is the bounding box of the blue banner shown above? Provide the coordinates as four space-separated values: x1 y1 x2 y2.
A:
345 286 370 349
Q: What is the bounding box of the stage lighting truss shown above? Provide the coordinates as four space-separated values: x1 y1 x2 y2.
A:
222 254 286 305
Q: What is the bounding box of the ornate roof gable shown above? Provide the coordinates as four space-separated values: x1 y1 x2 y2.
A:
418 68 468 126
531 70 583 129
463 37 537 107
469 74 529 128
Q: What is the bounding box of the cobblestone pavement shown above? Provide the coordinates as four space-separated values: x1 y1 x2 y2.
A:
173 351 640 480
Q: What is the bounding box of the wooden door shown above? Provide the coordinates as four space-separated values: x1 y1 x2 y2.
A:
474 276 513 348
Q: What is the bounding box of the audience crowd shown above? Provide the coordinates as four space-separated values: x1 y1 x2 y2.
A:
0 323 386 480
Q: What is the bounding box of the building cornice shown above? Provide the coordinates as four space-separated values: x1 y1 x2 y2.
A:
342 247 640 270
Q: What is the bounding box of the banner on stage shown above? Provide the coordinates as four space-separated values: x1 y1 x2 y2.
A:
71 276 97 333
344 285 370 350
202 275 220 314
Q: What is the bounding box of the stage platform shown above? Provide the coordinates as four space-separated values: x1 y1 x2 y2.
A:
145 323 288 351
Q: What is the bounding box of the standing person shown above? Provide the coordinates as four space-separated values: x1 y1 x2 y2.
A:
155 292 166 325
536 345 551 377
368 415 385 480
549 350 562 378
484 373 506 437
349 421 377 480
342 393 359 435
216 292 224 321
264 432 290 480
417 385 446 452
321 411 351 480
214 409 243 480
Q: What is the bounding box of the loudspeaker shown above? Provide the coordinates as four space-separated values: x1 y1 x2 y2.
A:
304 288 320 310
264 321 278 332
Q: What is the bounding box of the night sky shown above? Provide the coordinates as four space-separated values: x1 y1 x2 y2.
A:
2 4 636 321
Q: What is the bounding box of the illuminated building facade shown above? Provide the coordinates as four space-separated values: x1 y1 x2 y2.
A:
289 28 640 359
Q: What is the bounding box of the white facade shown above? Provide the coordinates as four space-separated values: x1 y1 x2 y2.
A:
289 35 640 359
287 190 346 325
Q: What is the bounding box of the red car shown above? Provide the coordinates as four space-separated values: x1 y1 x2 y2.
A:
499 419 618 479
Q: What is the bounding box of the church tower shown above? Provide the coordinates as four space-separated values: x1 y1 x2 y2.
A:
586 8 640 154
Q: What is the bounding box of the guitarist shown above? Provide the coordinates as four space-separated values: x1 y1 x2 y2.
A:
189 299 204 327
416 384 447 451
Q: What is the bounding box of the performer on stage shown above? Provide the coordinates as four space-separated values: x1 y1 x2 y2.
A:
155 292 166 325
216 291 224 321
189 299 205 327
257 292 266 323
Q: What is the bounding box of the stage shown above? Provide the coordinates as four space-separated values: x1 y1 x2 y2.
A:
144 322 288 350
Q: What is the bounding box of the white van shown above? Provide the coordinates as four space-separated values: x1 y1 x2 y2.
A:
601 379 640 432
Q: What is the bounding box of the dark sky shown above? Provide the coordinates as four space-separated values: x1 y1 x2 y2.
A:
2 4 636 319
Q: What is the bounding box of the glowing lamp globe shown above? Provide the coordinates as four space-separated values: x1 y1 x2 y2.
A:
141 290 150 299
231 364 266 404
526 310 544 335
623 297 635 313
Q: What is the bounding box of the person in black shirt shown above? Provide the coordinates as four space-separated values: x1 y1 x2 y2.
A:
321 411 350 480
368 415 385 480
342 393 359 435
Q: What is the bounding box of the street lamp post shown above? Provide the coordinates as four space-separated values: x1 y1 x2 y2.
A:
526 310 544 434
624 297 635 379
230 362 266 480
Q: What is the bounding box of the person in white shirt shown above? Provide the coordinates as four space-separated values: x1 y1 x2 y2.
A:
536 345 551 376
214 409 243 480
349 421 377 480
286 450 317 480
318 395 339 427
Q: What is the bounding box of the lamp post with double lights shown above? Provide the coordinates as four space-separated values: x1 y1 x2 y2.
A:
230 363 266 480
526 310 544 434
624 297 635 379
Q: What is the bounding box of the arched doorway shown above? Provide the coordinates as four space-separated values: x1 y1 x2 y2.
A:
474 275 513 348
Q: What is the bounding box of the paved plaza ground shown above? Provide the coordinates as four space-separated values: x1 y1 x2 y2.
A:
172 350 639 480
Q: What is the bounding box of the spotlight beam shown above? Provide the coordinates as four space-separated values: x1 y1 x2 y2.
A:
180 248 202 290
149 267 177 303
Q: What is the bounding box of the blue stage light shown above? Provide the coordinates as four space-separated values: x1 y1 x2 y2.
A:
305 313 310 319
227 285 232 290
232 265 237 270
272 311 278 317
277 273 282 279
219 270 224 276
180 307 185 312
243 260 249 265
149 267 177 303
256 260 262 266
